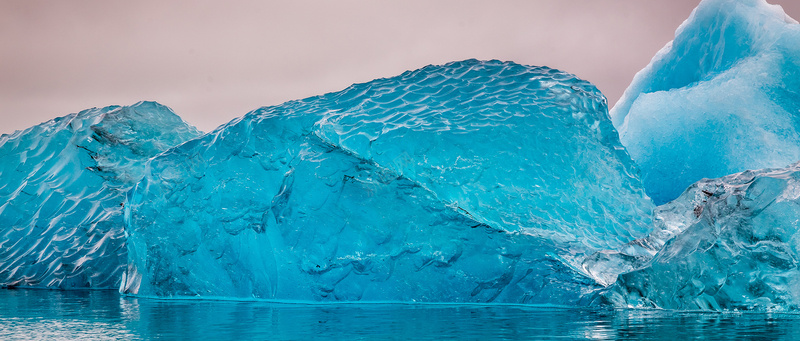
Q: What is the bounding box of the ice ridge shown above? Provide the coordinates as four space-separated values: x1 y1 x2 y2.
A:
611 0 800 204
0 101 201 289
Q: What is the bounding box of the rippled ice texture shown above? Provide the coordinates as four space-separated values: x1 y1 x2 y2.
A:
122 60 654 303
601 162 800 311
610 0 800 204
0 102 201 289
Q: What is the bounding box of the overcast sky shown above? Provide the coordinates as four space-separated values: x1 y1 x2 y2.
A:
2 0 799 134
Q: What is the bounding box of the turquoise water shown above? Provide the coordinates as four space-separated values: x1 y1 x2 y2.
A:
1 290 799 340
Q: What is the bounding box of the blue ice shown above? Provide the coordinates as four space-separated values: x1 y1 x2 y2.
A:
120 60 654 304
603 162 800 311
0 102 200 289
611 0 800 204
4 0 800 312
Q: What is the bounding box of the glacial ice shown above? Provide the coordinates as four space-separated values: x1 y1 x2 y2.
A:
4 0 800 312
0 102 201 289
610 0 800 204
605 162 800 311
120 60 654 303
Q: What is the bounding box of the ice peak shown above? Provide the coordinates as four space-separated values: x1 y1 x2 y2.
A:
610 0 800 204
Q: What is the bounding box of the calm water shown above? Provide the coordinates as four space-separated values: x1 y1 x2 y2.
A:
1 290 799 340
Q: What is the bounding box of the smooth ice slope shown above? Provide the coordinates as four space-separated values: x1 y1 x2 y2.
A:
0 102 201 289
611 0 800 204
606 163 800 311
121 60 654 303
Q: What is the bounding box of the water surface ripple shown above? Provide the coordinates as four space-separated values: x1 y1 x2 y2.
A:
1 290 799 340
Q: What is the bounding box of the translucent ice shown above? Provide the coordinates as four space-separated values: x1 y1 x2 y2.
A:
0 102 201 289
606 163 800 311
611 0 800 204
121 60 654 303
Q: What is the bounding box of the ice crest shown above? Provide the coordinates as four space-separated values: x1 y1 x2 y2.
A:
610 0 800 204
0 102 201 289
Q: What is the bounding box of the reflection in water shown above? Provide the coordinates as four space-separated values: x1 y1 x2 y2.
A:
0 290 133 340
1 290 799 340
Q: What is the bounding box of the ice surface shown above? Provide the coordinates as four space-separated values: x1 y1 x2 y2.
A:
610 0 800 204
0 102 201 289
6 0 800 310
121 60 654 303
580 0 800 311
9 0 800 310
603 162 800 311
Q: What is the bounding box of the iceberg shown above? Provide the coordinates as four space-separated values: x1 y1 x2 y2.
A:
8 0 800 311
605 162 800 311
120 60 654 303
610 0 800 204
0 102 201 289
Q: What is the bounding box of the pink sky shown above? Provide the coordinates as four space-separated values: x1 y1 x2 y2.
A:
2 0 799 133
